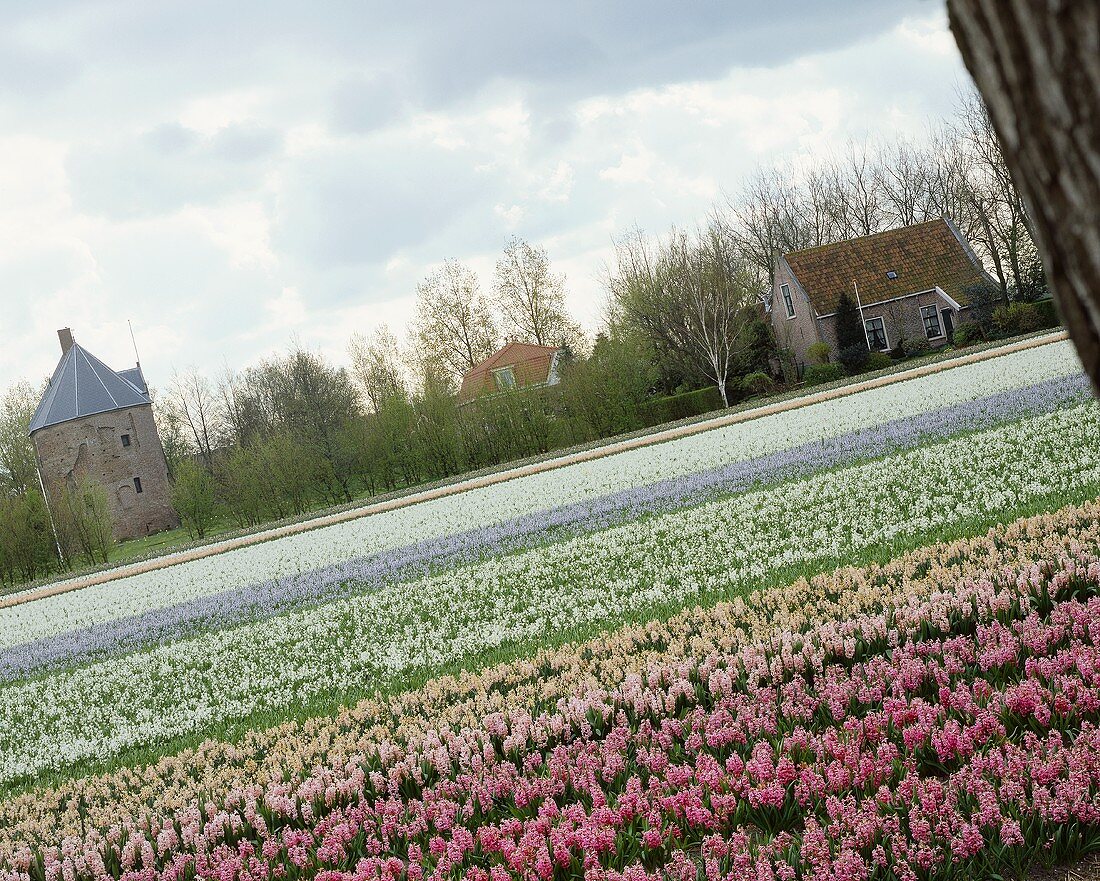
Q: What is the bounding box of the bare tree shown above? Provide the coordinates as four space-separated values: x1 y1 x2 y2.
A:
492 238 582 349
163 368 221 471
348 325 408 413
876 139 936 229
823 142 887 239
953 87 1037 297
216 365 247 448
948 0 1099 390
410 260 499 382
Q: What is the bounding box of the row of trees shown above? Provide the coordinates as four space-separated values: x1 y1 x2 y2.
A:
729 89 1042 301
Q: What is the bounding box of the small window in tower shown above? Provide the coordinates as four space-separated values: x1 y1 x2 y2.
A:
121 434 131 447
134 476 143 494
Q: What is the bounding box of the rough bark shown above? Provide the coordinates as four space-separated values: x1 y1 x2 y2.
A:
947 0 1100 392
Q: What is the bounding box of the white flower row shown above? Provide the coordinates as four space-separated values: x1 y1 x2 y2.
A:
0 400 1094 784
0 339 1081 652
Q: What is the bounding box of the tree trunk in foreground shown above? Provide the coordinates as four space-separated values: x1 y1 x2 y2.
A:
947 0 1100 393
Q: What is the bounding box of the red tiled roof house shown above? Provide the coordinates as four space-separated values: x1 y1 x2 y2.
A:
458 341 563 403
769 217 995 370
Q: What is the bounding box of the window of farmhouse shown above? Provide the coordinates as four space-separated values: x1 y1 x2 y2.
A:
921 305 944 339
864 317 888 350
493 366 516 391
781 283 795 318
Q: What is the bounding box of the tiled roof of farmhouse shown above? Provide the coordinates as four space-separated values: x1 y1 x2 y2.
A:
28 343 151 435
458 341 560 402
784 217 991 316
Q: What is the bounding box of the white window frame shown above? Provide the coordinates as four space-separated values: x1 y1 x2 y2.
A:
492 365 516 391
780 283 795 319
920 304 944 340
864 316 889 351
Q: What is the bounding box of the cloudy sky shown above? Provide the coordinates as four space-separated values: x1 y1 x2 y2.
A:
0 0 966 393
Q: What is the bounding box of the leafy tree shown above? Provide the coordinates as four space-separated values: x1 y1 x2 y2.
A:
217 446 268 527
53 477 113 566
0 490 56 583
276 347 360 504
609 220 762 406
562 332 657 438
410 260 499 383
348 326 407 413
492 238 583 348
171 460 217 540
0 382 40 496
834 291 868 374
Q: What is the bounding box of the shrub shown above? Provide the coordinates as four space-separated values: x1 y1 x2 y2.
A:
838 344 870 375
993 302 1045 336
639 386 724 426
864 351 893 372
806 342 831 365
902 337 931 358
803 363 843 386
1035 298 1062 328
953 322 985 347
964 281 1001 332
740 371 773 396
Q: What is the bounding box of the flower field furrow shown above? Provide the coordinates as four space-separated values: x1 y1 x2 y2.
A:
5 524 1100 881
1 370 1087 681
0 403 1096 789
0 341 1080 648
3 501 1096 854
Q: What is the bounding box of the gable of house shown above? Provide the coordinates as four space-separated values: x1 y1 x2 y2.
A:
784 217 991 317
458 341 561 402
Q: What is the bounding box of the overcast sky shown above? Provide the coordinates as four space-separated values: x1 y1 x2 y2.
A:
0 0 966 393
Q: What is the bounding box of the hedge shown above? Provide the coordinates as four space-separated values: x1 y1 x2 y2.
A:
639 386 725 426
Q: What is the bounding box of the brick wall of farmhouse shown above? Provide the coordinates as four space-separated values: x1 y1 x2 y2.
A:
32 404 179 541
770 260 823 370
817 291 979 356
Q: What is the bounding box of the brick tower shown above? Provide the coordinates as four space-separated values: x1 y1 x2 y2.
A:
29 328 179 541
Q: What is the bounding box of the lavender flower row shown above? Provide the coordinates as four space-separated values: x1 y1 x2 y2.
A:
0 371 1090 683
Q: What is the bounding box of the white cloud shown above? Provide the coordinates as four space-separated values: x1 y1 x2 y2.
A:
0 2 968 396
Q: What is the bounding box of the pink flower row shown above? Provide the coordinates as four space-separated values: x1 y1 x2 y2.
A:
7 553 1100 881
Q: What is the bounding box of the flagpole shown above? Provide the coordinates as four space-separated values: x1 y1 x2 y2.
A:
853 279 871 349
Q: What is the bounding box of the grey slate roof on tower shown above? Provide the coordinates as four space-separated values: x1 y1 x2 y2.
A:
28 337 151 435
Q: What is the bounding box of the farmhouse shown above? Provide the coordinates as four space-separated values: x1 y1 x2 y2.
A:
29 328 179 541
770 217 994 370
458 341 563 403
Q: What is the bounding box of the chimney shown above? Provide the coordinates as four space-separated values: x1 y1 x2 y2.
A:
58 328 74 355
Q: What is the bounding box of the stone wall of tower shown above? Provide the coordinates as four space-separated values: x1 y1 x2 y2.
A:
31 403 179 542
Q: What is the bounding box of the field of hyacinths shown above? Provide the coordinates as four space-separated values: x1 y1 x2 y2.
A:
2 338 1100 881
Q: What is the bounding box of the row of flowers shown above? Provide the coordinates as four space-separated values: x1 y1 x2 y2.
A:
5 518 1100 880
0 341 1080 652
2 370 1089 684
0 402 1096 786
1 498 1099 858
